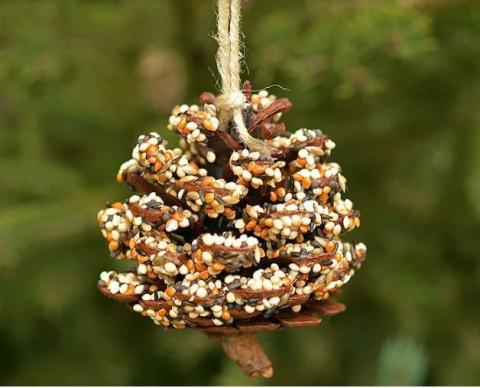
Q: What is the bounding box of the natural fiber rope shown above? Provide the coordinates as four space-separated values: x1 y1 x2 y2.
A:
215 0 272 155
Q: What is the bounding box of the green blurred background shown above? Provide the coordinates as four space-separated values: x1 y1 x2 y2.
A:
1 0 479 385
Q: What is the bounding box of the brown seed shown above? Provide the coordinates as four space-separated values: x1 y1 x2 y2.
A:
222 311 231 320
319 192 329 203
196 262 207 271
213 262 225 272
252 164 264 175
246 220 257 231
205 193 215 203
194 250 203 261
165 287 176 297
325 241 336 253
178 116 187 131
293 174 302 182
154 161 162 172
203 119 216 131
199 92 216 104
146 145 158 155
223 208 235 218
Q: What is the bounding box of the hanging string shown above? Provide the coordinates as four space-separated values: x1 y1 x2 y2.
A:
215 0 272 155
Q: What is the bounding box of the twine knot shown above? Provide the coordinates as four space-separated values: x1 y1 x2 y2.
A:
216 91 246 111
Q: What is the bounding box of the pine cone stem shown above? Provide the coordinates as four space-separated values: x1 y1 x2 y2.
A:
205 332 273 378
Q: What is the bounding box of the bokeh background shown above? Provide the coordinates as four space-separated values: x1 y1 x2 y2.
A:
1 0 479 385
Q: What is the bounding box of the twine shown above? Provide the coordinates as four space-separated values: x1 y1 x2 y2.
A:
215 0 272 155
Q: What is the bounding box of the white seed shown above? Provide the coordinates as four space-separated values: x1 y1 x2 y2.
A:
186 121 198 131
247 238 258 248
244 305 256 313
273 219 283 230
247 206 258 219
137 264 147 275
325 139 336 149
289 263 300 271
303 201 315 212
298 149 308 159
302 217 312 225
300 265 311 274
226 292 236 303
202 234 215 246
164 262 177 274
334 224 342 235
211 305 222 313
165 219 179 232
242 170 252 181
269 296 280 305
303 286 313 294
292 305 302 313
253 278 263 290
108 281 120 294
206 151 216 163
119 284 128 294
201 251 212 263
190 284 199 295
263 279 273 291
251 177 263 186
133 304 143 312
100 271 110 283
325 221 335 231
196 287 208 298
270 276 280 285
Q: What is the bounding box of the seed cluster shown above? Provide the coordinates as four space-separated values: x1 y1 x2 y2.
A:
168 103 219 145
98 83 366 329
230 149 285 188
192 232 263 274
168 176 248 219
235 199 324 241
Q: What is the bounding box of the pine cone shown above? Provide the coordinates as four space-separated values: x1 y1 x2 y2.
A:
97 81 367 377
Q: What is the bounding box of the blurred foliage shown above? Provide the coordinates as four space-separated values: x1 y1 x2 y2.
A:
376 336 428 385
0 0 479 385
